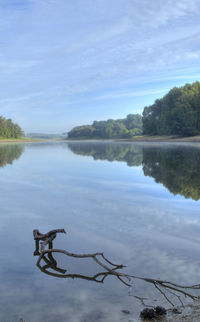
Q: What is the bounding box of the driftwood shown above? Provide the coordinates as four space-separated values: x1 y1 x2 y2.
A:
33 228 200 308
33 228 130 285
33 229 66 252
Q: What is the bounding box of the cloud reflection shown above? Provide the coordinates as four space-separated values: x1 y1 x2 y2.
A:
0 142 200 321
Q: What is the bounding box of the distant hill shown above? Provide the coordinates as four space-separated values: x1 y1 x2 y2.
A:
68 114 142 139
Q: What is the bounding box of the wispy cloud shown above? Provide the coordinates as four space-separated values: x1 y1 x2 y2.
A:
90 89 170 102
0 0 200 132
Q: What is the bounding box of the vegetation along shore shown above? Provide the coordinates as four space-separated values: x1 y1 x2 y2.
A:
67 81 200 140
1 81 200 143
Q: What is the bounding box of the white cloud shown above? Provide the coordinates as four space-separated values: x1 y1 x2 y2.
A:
0 0 200 131
91 88 169 101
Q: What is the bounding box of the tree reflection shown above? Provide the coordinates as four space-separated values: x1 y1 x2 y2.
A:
142 146 200 201
68 142 200 200
0 144 25 168
68 142 143 166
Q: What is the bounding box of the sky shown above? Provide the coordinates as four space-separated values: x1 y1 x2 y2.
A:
0 0 200 133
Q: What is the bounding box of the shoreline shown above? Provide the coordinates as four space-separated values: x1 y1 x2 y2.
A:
0 138 64 144
2 135 200 144
0 139 44 144
65 135 200 143
117 135 200 143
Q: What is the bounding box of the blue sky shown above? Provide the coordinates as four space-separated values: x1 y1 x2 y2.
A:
0 0 200 133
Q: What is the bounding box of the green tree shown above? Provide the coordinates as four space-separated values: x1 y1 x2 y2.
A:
142 81 200 136
68 114 142 139
0 116 24 138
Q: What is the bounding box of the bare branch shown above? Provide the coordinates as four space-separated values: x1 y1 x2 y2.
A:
33 228 200 309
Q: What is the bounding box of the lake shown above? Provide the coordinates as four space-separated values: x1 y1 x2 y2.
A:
1 141 200 321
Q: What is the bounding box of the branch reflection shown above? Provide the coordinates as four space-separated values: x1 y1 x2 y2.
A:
33 229 200 310
33 229 129 285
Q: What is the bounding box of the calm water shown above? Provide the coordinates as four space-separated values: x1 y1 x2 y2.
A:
1 141 200 321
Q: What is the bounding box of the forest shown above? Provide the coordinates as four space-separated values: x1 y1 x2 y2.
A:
0 116 24 139
143 81 200 136
68 81 200 138
68 114 142 139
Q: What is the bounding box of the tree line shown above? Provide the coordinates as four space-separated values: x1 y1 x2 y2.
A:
68 114 142 139
0 116 24 139
68 81 200 138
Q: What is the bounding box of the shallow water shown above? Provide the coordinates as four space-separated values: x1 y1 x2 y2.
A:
1 141 200 321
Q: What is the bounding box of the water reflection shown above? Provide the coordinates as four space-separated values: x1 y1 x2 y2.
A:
143 146 200 201
33 229 129 285
1 142 200 321
33 228 200 311
68 142 200 201
0 144 25 167
68 142 143 166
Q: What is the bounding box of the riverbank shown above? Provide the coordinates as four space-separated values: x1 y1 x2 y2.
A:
168 304 200 321
66 135 200 143
117 135 200 143
0 138 45 144
2 135 200 144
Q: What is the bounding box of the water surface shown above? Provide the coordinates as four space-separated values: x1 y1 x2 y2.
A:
1 142 200 321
